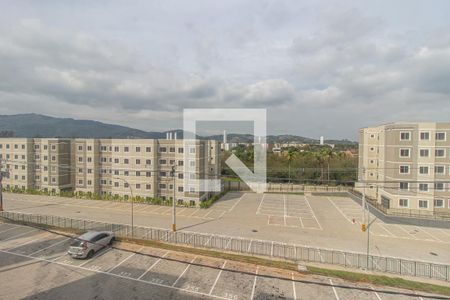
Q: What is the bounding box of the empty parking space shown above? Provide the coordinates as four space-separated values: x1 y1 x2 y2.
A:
257 194 322 230
327 196 450 245
0 222 441 300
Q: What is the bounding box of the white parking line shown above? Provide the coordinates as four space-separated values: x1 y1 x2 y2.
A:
438 228 450 237
370 286 382 300
29 237 71 256
377 224 396 237
396 225 421 240
256 194 266 215
107 247 143 273
228 193 245 212
7 232 49 251
327 197 353 224
79 247 112 267
417 227 443 242
298 217 304 229
291 273 297 300
2 229 38 242
329 279 340 300
172 256 197 287
0 248 230 300
250 266 259 300
304 196 322 230
209 261 227 295
137 251 169 280
0 226 21 234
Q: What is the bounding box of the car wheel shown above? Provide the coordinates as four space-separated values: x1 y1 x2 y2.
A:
108 238 114 246
87 250 94 259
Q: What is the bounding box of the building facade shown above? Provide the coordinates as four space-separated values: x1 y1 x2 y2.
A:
0 137 220 205
356 122 450 214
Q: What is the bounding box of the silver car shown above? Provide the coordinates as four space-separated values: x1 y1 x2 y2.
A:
68 231 115 259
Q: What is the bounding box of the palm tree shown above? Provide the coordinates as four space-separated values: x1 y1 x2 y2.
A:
285 148 298 183
321 147 337 182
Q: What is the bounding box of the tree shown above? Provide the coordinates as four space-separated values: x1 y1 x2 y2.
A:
321 147 337 182
284 148 298 183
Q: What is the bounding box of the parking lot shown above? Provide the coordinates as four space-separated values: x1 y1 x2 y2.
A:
257 193 322 230
4 191 450 265
0 222 441 300
328 196 450 244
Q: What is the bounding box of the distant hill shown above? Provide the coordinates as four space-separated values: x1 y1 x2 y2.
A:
0 114 165 138
0 114 356 144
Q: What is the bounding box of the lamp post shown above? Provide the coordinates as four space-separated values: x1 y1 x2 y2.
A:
114 177 134 237
171 165 176 232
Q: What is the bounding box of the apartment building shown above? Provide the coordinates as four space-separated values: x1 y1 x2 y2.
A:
0 137 220 205
356 122 450 214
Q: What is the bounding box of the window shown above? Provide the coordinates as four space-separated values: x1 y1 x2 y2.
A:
159 147 167 153
189 147 196 154
136 171 140 176
399 199 409 208
435 182 444 191
160 171 167 177
124 171 129 176
159 183 167 189
114 146 119 152
178 148 184 154
159 159 167 165
114 182 119 187
178 186 184 192
114 158 119 163
78 145 83 151
178 173 184 179
169 147 175 153
146 172 151 177
136 147 141 152
178 160 184 166
435 149 445 157
136 159 141 165
146 147 151 152
146 184 151 190
78 179 83 185
87 146 92 151
124 183 129 188
87 180 92 185
419 200 428 209
399 148 410 157
399 182 409 190
136 184 141 189
435 165 445 174
434 199 444 208
124 159 129 164
399 165 409 174
419 166 429 175
78 157 83 162
146 159 151 165
189 160 196 167
436 132 446 141
400 131 410 141
419 149 429 157
419 183 428 192
124 147 129 152
87 157 92 162
370 147 374 151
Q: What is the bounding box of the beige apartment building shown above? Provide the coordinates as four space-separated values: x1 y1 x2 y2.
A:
0 137 220 205
356 122 450 214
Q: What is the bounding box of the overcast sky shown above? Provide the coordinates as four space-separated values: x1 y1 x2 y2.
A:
1 0 450 139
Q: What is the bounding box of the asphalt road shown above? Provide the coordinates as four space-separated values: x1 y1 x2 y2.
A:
0 222 442 300
3 192 450 265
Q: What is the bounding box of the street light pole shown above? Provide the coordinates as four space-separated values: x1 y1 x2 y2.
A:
114 177 134 237
366 200 371 270
171 165 176 232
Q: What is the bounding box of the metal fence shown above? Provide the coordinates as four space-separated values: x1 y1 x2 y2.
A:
1 211 449 282
224 181 350 193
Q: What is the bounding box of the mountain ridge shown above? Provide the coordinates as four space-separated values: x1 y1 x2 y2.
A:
0 113 356 144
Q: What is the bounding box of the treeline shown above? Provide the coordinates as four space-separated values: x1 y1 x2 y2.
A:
222 145 358 185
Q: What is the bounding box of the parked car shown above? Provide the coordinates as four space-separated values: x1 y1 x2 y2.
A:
68 231 114 259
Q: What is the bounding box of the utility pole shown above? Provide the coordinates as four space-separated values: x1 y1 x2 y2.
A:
366 200 371 270
362 167 366 229
0 160 3 212
171 165 176 232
